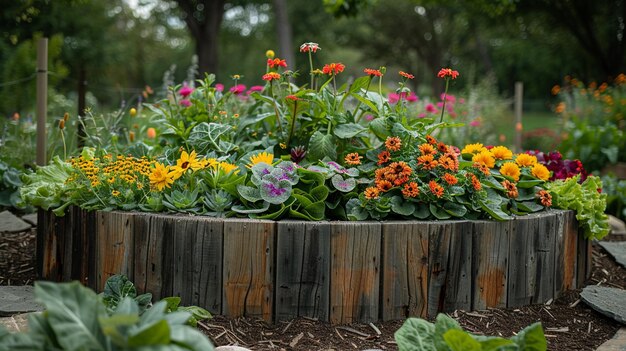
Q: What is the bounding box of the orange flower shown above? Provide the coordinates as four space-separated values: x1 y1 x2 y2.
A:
399 71 414 79
267 58 287 68
385 136 402 151
501 180 518 198
537 190 552 207
426 135 437 145
299 42 321 53
389 161 412 178
438 155 458 172
551 85 560 95
344 153 362 165
146 127 157 139
472 150 495 168
262 72 281 81
394 175 409 186
437 68 459 79
402 182 420 198
322 63 345 75
437 142 449 153
364 186 380 200
417 154 438 170
418 143 437 156
364 68 382 77
377 150 391 165
374 167 387 181
376 179 393 192
531 163 550 181
429 180 444 198
473 162 491 176
285 95 299 101
443 173 458 185
468 173 482 191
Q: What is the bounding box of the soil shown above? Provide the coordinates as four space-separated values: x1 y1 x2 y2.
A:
1 227 623 350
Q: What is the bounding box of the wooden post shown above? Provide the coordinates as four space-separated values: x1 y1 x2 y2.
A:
514 81 523 152
473 220 510 310
36 38 48 166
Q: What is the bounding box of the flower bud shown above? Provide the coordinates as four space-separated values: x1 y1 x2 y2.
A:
59 119 65 130
130 107 137 117
147 127 156 139
129 131 135 142
63 112 69 122
266 50 275 59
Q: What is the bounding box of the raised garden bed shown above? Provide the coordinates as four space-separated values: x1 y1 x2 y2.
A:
37 207 590 324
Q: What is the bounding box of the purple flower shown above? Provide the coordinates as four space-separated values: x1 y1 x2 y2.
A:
264 183 287 197
180 99 191 107
179 84 194 97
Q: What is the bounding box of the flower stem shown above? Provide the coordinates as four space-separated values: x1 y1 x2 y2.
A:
286 100 298 148
355 78 373 123
308 51 314 89
269 82 284 135
439 78 450 123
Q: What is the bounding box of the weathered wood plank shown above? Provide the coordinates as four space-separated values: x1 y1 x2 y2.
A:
507 214 539 307
95 211 135 292
330 222 381 324
426 221 454 317
443 221 472 312
276 221 330 321
381 221 429 320
69 207 93 285
532 211 557 304
222 219 275 322
473 220 510 310
577 225 592 287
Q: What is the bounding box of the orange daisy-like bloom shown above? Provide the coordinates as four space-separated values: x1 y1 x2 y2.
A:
499 162 521 182
468 173 482 191
345 152 362 166
417 154 438 170
501 180 519 198
437 155 456 171
385 136 402 152
394 175 409 186
377 150 391 165
267 58 287 68
285 95 299 101
389 161 412 178
374 167 387 181
515 153 538 167
443 173 458 185
262 72 281 81
426 135 437 145
491 146 513 160
364 186 380 200
322 63 345 75
536 190 552 207
472 150 496 168
437 142 449 154
402 182 420 198
376 179 393 192
364 68 382 77
418 143 437 156
437 68 459 79
531 163 551 181
473 162 491 176
399 71 414 79
429 180 444 198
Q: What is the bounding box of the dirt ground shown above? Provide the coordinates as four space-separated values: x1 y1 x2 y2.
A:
1 228 623 350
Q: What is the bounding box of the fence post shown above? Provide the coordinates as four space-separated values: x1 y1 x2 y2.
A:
36 38 48 166
514 82 523 153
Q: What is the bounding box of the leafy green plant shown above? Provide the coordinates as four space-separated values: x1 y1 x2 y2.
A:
601 174 626 220
395 314 547 351
0 281 214 350
0 161 29 211
19 156 74 216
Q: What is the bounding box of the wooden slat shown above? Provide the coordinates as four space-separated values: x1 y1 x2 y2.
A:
39 210 67 282
473 220 510 310
95 211 135 292
276 221 330 321
577 224 592 287
507 214 539 307
532 211 557 304
443 221 472 312
330 222 381 324
381 221 429 320
426 221 453 317
134 214 168 299
69 207 93 285
222 219 275 322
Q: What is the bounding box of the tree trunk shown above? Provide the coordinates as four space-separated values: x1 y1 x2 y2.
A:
273 0 295 68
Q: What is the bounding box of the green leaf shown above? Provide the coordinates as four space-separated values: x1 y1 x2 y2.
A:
236 185 262 202
331 174 356 192
516 201 543 213
430 204 452 220
349 76 372 93
517 179 544 188
443 202 468 217
510 322 547 351
308 131 337 161
127 320 171 346
231 201 270 214
443 329 481 351
187 122 232 154
391 196 416 216
169 325 216 351
369 117 390 140
352 92 379 114
394 317 438 351
334 123 367 139
478 199 512 221
310 185 330 202
413 203 430 219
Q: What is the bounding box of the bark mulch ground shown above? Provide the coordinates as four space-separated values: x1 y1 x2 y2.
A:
1 227 623 350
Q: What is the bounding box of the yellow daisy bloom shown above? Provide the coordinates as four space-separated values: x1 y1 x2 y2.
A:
531 163 550 181
472 150 496 168
461 143 485 155
248 152 274 168
490 146 513 160
150 162 175 191
499 162 520 182
217 162 240 174
515 153 538 167
170 150 203 179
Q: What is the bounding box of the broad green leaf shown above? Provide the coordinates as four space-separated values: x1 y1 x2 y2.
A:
413 203 430 219
516 201 543 212
334 123 367 139
331 174 356 192
187 122 232 154
430 204 452 220
127 320 171 346
510 322 547 351
169 325 215 351
310 185 330 202
443 201 468 217
394 317 438 351
231 201 270 214
349 76 372 93
478 199 512 221
391 196 416 216
443 329 481 351
369 117 390 140
517 179 544 188
352 92 379 114
236 185 262 202
308 131 337 161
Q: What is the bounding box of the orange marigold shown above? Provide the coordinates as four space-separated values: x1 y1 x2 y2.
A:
344 153 362 165
468 173 482 191
402 182 420 198
426 135 437 145
438 155 458 172
364 186 380 200
417 154 438 170
437 142 449 153
443 173 458 185
502 179 519 198
322 63 345 75
418 143 437 156
385 136 402 151
399 71 415 79
537 189 552 207
377 150 391 165
389 161 412 178
376 179 393 192
437 68 459 79
473 162 491 176
394 175 409 186
429 180 444 198
364 68 382 77
262 72 281 81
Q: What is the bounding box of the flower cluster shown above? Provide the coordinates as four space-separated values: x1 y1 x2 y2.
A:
527 150 587 182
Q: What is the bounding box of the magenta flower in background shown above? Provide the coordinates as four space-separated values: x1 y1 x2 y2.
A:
426 103 437 113
469 119 481 127
215 83 224 92
180 99 191 107
388 92 418 104
230 84 246 95
527 150 587 182
364 114 374 121
406 92 418 102
178 84 194 97
247 85 264 94
388 93 400 104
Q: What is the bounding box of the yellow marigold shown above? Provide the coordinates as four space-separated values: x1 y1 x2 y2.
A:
218 162 239 174
112 190 121 197
515 153 537 167
461 143 485 155
499 162 520 182
248 152 274 168
150 162 175 191
472 150 495 168
490 146 513 160
531 163 550 181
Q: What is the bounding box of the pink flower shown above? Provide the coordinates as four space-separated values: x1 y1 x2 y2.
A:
365 114 374 121
388 93 400 104
418 113 427 118
230 84 246 95
459 98 465 104
388 92 418 104
469 119 481 127
178 84 194 97
215 83 224 92
440 93 456 103
247 85 264 95
436 102 444 108
405 92 418 102
180 99 191 107
425 103 437 113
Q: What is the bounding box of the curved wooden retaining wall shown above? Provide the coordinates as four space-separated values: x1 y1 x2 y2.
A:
37 208 590 324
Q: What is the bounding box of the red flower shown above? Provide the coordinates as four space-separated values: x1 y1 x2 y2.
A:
437 68 459 80
300 42 321 53
285 95 299 101
322 63 345 75
364 68 382 77
262 72 281 81
399 71 414 79
267 58 287 68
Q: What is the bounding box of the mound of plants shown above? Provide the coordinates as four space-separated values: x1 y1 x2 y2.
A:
21 44 609 239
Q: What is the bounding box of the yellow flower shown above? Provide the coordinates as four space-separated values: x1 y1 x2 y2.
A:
461 143 485 155
490 146 513 160
112 190 121 197
531 163 550 181
499 162 520 182
266 50 275 59
472 150 495 168
170 150 203 179
218 162 239 174
515 153 538 167
248 152 274 168
150 162 175 191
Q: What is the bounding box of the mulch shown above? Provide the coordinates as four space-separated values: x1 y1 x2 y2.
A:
1 227 623 350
